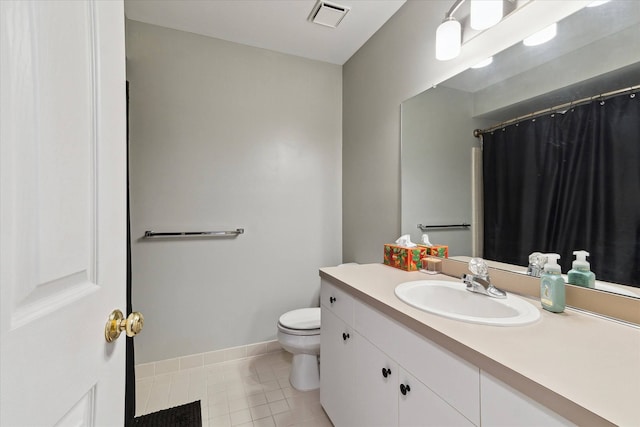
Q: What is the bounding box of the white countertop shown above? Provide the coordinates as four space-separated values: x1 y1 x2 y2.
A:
319 263 640 427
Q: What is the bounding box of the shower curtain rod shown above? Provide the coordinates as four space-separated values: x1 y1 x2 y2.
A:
473 84 639 137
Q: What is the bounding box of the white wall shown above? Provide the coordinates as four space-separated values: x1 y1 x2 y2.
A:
342 0 591 263
126 20 342 363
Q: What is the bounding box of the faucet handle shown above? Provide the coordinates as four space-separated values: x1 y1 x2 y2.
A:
528 252 542 264
527 252 548 277
468 258 489 277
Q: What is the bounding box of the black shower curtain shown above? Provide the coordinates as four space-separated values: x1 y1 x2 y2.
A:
482 91 640 287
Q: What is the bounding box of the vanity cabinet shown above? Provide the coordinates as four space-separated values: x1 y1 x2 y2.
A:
354 297 480 425
319 264 636 425
321 279 478 426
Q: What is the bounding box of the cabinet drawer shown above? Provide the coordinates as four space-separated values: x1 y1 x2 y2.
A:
321 279 354 326
355 300 480 426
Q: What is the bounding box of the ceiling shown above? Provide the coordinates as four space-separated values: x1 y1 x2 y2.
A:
124 0 406 65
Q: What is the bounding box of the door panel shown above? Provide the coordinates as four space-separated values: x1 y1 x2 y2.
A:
320 307 355 427
54 388 96 427
0 1 127 425
354 333 398 427
399 368 475 427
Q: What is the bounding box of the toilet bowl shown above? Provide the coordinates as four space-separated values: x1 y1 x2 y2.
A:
276 307 321 391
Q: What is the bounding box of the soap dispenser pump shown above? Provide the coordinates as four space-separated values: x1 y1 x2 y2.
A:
567 250 596 289
540 253 565 313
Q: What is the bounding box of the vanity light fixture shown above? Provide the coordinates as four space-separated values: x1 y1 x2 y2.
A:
470 56 493 68
436 0 505 61
523 23 557 46
470 0 503 30
436 17 462 61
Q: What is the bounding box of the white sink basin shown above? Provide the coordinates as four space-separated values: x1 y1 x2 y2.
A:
395 280 540 326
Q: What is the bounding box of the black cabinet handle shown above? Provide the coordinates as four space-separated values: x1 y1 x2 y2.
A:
400 384 411 395
342 332 350 341
382 368 391 378
329 296 336 304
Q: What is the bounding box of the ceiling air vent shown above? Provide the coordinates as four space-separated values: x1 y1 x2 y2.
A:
308 0 350 28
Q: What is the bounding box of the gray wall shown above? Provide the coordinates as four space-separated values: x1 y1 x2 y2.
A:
126 20 342 363
342 1 588 263
342 1 450 264
401 87 492 254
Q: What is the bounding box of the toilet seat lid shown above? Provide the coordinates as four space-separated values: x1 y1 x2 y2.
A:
278 308 320 330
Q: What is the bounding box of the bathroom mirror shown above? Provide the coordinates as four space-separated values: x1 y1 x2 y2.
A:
401 1 640 297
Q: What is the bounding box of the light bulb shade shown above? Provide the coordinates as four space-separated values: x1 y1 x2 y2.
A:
523 23 557 46
471 56 493 69
470 0 503 30
435 18 461 61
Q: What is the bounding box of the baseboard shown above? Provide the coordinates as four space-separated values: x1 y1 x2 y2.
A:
135 339 282 379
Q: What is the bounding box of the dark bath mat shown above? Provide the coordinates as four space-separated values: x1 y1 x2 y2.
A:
132 401 201 427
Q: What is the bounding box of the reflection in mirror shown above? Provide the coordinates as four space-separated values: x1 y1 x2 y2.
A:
401 1 640 297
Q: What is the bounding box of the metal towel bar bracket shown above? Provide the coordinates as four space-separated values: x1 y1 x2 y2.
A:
143 229 245 239
417 223 470 230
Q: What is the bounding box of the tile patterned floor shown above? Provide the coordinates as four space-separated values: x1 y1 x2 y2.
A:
136 351 333 427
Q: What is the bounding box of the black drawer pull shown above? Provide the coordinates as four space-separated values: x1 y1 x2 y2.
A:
382 368 392 378
329 296 336 304
342 332 350 341
400 383 411 395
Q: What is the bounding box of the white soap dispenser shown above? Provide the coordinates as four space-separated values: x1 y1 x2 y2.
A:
540 254 565 313
567 250 596 289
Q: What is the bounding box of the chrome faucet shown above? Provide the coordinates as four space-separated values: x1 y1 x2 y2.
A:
462 274 507 298
462 258 507 299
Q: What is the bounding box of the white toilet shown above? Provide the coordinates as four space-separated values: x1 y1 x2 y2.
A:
276 307 321 391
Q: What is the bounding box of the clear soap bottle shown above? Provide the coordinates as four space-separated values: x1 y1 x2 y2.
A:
540 254 565 313
567 250 596 289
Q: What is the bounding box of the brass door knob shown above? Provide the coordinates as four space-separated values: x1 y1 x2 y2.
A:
105 309 144 343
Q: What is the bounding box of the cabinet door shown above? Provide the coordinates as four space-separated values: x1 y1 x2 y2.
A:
354 333 398 427
480 371 575 426
321 306 356 427
399 368 476 427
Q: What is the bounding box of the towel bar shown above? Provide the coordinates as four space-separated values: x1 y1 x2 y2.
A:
417 223 470 230
143 229 245 239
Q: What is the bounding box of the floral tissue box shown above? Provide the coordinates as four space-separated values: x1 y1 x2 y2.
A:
383 244 427 271
418 244 449 258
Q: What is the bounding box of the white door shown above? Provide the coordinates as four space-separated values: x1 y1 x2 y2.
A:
1 1 127 426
